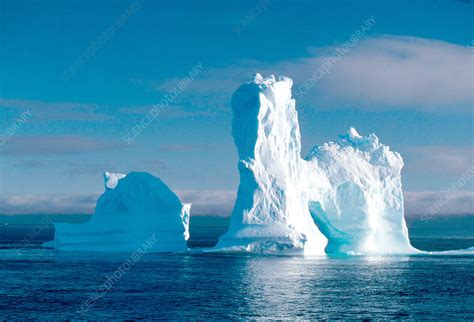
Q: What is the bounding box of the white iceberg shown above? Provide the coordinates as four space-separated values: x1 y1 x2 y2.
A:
217 74 418 255
216 74 327 255
306 128 418 254
50 74 424 256
50 172 190 252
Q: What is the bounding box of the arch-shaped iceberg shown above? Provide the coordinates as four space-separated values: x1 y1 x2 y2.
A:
306 128 417 254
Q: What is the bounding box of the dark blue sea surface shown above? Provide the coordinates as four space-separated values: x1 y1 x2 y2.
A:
0 240 473 319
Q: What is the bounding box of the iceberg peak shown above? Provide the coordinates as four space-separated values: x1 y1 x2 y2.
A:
348 127 362 139
252 73 275 85
104 171 126 189
252 73 264 83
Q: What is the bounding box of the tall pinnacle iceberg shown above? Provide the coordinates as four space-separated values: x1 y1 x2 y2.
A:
217 74 327 255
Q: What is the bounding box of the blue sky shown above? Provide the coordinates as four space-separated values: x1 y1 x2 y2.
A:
0 0 473 216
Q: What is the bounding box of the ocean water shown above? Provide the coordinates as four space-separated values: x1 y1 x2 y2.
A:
0 239 473 319
0 217 473 319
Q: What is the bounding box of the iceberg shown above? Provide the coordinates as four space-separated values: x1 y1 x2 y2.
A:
216 74 327 255
50 172 190 252
217 74 417 255
50 73 420 256
306 128 417 254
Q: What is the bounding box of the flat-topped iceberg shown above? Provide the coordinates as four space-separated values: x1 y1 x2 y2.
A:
50 172 190 252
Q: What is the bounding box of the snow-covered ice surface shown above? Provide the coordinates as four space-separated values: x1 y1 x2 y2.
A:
216 74 327 255
306 128 418 255
49 172 190 252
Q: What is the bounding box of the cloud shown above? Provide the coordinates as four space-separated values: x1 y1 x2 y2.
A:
119 104 220 119
0 135 124 156
404 191 474 217
144 60 264 114
309 36 473 112
8 159 115 176
157 144 219 152
0 98 111 121
4 36 470 129
178 35 473 113
1 189 471 218
7 158 168 177
0 194 99 215
176 190 236 216
404 146 474 173
176 189 474 218
0 190 236 217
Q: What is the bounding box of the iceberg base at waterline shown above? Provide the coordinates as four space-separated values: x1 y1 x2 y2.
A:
48 172 190 252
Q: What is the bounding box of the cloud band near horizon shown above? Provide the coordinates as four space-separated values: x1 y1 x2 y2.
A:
0 190 472 219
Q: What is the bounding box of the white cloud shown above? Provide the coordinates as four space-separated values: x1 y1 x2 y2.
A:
3 189 471 218
0 98 111 121
0 194 99 215
177 35 473 113
177 189 474 218
176 190 236 216
0 135 124 156
310 36 473 111
4 36 471 129
404 146 474 173
0 190 237 216
404 191 474 217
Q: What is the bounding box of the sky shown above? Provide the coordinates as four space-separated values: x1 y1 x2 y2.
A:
0 0 473 217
